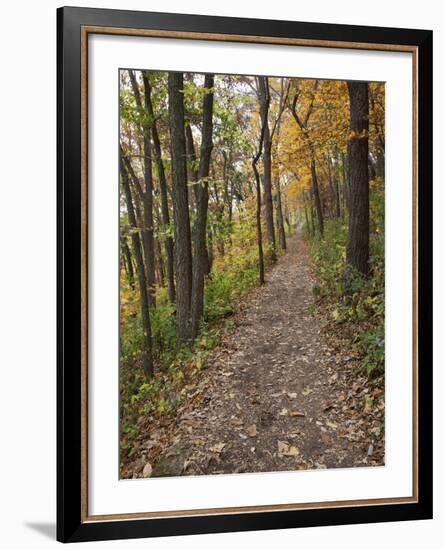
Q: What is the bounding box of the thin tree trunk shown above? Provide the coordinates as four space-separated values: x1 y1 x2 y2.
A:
303 191 314 237
191 74 214 340
310 190 316 236
340 151 348 213
156 237 165 287
258 76 276 261
253 166 265 285
185 123 199 209
142 71 175 303
206 228 214 274
252 80 270 285
212 177 225 258
128 70 156 306
120 155 153 377
168 72 193 345
121 236 135 290
346 81 370 278
275 179 287 250
310 156 324 237
141 135 156 306
303 203 311 237
376 151 385 180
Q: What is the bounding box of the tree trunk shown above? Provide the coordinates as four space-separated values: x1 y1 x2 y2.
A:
121 236 135 290
206 228 214 274
253 165 265 285
310 157 324 237
212 178 225 258
257 77 276 261
191 74 214 341
275 178 287 250
303 191 314 237
120 155 153 377
128 70 156 306
376 150 385 180
142 71 175 303
185 123 199 209
156 237 165 287
141 134 156 306
340 151 348 214
346 81 370 277
168 72 193 345
252 79 270 285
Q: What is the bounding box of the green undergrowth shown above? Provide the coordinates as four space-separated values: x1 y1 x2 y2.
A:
120 238 285 458
306 187 385 383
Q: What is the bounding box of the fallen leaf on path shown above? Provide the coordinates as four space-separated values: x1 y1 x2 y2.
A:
364 395 374 414
284 445 300 457
289 411 305 417
278 440 289 455
302 388 313 396
231 417 243 426
279 408 289 416
209 443 226 454
142 462 153 478
277 441 300 457
247 424 258 437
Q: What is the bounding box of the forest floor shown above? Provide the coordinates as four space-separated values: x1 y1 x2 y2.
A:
121 234 385 479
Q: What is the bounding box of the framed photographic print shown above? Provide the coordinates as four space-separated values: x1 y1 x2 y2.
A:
57 6 433 543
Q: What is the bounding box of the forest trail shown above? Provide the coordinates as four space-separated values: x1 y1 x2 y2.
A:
128 233 384 478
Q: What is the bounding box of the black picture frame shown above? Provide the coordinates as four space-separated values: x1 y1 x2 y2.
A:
57 6 433 543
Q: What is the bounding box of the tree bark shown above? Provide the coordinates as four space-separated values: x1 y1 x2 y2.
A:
168 72 193 345
185 122 199 208
141 134 156 305
252 80 271 285
257 77 276 261
121 236 135 290
142 71 175 303
340 151 348 214
191 74 214 340
346 81 370 277
274 179 287 250
310 156 324 237
303 190 314 237
120 155 153 377
128 70 156 306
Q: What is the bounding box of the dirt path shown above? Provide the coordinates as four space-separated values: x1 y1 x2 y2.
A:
128 234 384 478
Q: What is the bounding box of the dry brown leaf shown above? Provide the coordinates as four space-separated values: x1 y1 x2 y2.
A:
209 442 226 454
142 462 153 478
364 395 374 414
283 446 300 457
289 411 305 417
277 441 289 455
247 424 258 437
